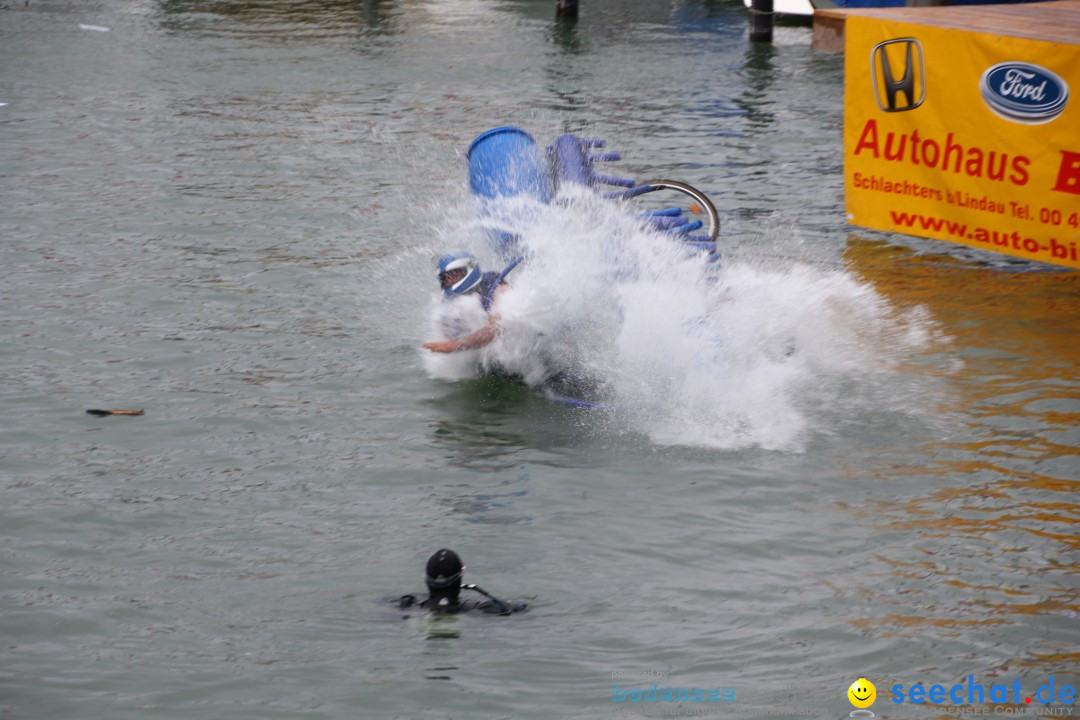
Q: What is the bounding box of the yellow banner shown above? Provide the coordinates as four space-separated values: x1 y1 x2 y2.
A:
844 15 1080 269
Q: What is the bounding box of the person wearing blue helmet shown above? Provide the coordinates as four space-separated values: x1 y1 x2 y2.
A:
423 250 508 354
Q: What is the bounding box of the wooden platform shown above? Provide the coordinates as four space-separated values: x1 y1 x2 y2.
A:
812 0 1080 52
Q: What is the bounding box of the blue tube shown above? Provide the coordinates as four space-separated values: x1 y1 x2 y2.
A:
669 220 704 235
593 173 636 188
649 215 689 230
467 127 554 203
604 184 656 200
482 255 525 311
544 390 610 410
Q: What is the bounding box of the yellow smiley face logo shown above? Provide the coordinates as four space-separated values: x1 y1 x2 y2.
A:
848 678 877 708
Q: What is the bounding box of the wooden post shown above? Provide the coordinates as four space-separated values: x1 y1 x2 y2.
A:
749 0 773 42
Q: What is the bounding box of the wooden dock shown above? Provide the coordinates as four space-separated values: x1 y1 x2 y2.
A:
813 0 1080 52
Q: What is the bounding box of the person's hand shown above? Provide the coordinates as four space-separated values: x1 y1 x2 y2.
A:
423 340 458 353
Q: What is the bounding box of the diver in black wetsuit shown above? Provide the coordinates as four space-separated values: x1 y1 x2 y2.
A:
398 549 527 616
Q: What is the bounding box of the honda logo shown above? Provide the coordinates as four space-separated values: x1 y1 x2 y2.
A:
871 38 925 112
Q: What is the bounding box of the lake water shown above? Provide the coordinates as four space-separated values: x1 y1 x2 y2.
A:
1 1 1077 719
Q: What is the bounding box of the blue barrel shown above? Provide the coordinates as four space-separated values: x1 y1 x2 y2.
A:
466 126 554 203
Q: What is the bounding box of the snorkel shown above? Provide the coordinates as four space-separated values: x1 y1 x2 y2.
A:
462 583 514 616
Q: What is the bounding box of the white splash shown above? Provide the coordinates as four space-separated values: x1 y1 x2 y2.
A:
423 188 942 451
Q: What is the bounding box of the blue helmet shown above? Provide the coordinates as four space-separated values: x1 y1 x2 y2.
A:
437 250 483 298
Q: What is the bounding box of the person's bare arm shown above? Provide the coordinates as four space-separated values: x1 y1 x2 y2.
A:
423 285 506 353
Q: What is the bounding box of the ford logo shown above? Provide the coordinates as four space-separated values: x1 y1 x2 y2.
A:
980 62 1069 123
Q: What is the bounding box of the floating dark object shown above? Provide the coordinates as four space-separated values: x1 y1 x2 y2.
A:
86 409 144 417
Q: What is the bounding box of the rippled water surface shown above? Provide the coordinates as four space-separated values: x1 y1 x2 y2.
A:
2 1 1077 719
